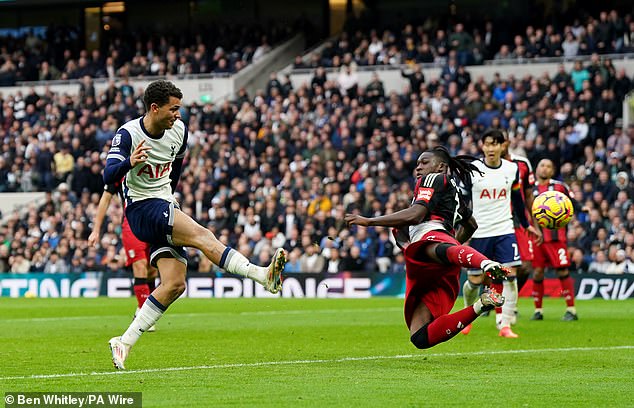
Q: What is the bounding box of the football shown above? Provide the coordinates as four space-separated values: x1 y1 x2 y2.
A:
532 190 574 230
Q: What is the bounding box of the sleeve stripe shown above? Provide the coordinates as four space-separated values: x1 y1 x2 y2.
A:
107 153 126 161
424 173 439 187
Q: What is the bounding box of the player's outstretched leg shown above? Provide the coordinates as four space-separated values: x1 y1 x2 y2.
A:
411 289 505 349
461 279 481 335
171 209 287 293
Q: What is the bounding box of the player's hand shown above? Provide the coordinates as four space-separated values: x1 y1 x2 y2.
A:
130 140 152 167
345 214 370 227
87 231 99 247
527 225 543 245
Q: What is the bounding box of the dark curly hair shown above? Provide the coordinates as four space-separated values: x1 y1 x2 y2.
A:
143 80 183 110
429 145 483 185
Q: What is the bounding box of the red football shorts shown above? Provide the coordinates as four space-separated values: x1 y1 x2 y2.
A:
403 230 461 329
532 241 571 269
514 226 534 262
122 217 150 267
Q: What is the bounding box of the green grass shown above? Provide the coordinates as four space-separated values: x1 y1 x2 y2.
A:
1 297 633 407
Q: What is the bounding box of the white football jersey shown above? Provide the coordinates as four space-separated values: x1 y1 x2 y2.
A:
469 158 520 238
106 117 187 205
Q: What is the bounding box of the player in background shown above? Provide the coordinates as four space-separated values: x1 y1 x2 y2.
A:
104 80 287 370
503 139 543 322
531 158 579 321
345 146 508 350
461 129 540 338
89 180 158 331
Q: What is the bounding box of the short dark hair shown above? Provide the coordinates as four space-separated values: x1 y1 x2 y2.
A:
143 80 183 110
480 128 506 143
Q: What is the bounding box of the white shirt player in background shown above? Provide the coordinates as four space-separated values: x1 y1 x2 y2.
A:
461 129 540 338
104 80 287 370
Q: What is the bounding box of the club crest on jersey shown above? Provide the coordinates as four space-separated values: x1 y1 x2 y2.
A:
417 187 434 202
170 144 176 157
480 188 507 200
112 134 121 147
136 162 172 179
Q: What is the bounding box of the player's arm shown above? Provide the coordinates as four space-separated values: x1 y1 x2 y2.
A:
103 129 151 184
454 194 477 244
512 181 542 242
88 189 114 246
345 204 427 228
455 215 478 244
562 184 585 214
169 125 189 193
346 172 444 228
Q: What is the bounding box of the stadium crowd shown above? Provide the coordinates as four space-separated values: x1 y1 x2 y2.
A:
0 22 299 86
0 52 633 275
294 9 634 69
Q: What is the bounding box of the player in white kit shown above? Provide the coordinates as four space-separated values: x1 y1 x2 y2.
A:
461 129 540 338
104 80 287 369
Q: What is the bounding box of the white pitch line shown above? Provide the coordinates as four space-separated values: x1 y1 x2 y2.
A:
1 345 632 381
1 307 402 323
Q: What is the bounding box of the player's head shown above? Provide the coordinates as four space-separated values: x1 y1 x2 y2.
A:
417 146 482 185
143 80 183 129
536 158 555 180
480 128 506 165
415 151 445 179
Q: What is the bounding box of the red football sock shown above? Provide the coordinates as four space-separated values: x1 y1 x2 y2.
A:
532 280 544 309
133 284 151 309
426 306 479 347
560 276 575 307
445 245 488 269
491 281 503 314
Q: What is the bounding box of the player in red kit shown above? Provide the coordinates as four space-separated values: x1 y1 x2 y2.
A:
345 146 508 350
89 179 159 331
531 158 579 321
503 140 543 325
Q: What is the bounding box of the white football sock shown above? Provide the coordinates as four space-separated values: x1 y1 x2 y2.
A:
472 298 485 315
463 280 480 307
500 279 518 328
120 298 165 347
223 248 267 284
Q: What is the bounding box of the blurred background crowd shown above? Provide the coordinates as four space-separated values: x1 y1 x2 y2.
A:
1 6 634 276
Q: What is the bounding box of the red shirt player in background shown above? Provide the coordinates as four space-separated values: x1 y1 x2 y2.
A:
89 179 159 331
503 139 543 324
345 146 508 350
531 158 579 321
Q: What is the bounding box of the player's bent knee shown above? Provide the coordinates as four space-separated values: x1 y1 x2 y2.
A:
162 280 186 298
434 243 454 265
410 324 431 349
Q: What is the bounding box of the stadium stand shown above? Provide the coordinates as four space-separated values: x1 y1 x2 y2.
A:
1 9 634 276
0 22 300 86
295 10 634 69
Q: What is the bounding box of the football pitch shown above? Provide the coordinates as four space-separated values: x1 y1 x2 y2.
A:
1 297 633 407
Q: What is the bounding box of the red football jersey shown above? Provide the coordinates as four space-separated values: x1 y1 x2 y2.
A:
533 180 572 243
